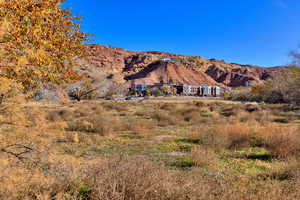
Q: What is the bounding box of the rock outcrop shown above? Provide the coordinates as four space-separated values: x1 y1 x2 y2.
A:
125 61 221 86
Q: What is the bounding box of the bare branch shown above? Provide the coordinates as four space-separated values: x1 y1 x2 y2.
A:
0 144 34 161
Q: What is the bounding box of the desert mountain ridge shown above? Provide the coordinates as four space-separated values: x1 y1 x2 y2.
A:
77 44 284 89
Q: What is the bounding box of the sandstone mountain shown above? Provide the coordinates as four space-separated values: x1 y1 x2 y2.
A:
78 44 283 90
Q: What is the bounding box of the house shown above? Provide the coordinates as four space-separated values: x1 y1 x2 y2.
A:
134 84 147 92
160 57 177 62
130 82 225 97
181 85 223 97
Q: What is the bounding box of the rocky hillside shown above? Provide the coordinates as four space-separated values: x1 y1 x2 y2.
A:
80 44 283 88
125 61 220 86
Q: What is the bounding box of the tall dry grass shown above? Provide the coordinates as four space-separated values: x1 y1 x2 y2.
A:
189 122 300 159
150 111 179 126
191 146 219 168
0 155 297 200
1 99 300 199
67 115 119 136
126 120 156 136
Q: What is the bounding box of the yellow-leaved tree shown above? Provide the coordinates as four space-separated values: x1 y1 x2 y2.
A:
0 0 89 161
0 0 89 93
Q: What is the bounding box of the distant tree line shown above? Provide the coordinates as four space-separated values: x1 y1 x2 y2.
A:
229 46 300 105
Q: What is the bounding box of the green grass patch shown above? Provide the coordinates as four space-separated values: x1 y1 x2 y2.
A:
119 134 144 140
291 119 300 124
151 142 194 153
67 184 92 200
220 149 272 177
167 157 197 169
91 143 147 155
221 157 272 176
78 185 92 200
200 112 213 117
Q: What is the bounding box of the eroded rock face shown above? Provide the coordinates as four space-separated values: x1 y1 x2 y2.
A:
204 64 279 87
124 61 220 86
79 44 284 88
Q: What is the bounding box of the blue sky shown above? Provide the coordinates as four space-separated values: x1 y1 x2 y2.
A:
63 0 300 67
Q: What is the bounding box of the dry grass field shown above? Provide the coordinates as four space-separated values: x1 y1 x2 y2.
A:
1 98 300 199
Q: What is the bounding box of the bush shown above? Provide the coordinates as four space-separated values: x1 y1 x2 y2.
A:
127 120 156 136
267 159 300 181
188 123 254 150
259 126 300 159
85 156 217 200
152 88 163 97
189 122 300 159
67 115 119 136
150 112 178 126
229 67 300 104
191 147 219 168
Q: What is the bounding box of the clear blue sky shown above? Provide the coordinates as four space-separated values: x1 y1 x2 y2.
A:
63 0 300 67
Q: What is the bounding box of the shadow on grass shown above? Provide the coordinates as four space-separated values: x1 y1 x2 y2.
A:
226 150 273 161
119 134 144 140
246 152 272 161
175 138 200 144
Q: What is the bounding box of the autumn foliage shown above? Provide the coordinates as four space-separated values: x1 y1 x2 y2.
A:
0 0 88 92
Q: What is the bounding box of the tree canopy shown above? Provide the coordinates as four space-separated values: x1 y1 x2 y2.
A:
290 45 300 67
0 0 88 91
229 45 300 104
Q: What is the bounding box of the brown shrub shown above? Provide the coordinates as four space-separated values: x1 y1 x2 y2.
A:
84 156 221 200
208 103 222 112
160 103 180 111
258 125 300 159
210 111 221 121
46 109 74 122
134 110 148 117
190 121 300 159
150 111 179 126
4 100 300 200
268 159 300 181
0 156 79 200
189 123 255 150
220 105 243 117
194 101 206 107
127 120 156 136
0 156 222 200
233 110 255 123
102 102 129 112
251 110 275 124
245 103 261 113
226 107 274 124
167 104 212 123
67 115 119 136
25 107 48 129
191 147 219 168
0 150 296 200
182 110 202 122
